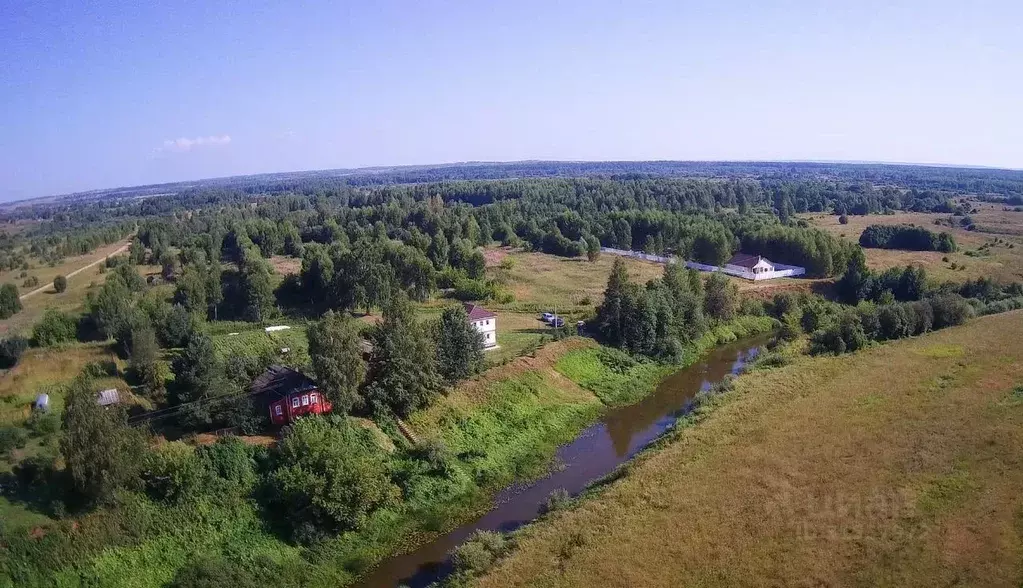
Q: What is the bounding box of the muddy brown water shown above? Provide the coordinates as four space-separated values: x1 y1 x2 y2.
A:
356 336 769 587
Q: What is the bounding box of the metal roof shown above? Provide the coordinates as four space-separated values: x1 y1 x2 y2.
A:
250 365 317 399
97 388 120 406
463 303 497 321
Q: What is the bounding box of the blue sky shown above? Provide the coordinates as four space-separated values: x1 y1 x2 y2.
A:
1 0 1020 200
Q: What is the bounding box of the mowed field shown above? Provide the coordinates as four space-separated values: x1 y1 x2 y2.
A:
477 311 1023 588
807 206 1023 283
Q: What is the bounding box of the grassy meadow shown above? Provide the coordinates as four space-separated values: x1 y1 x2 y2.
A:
476 310 1023 588
806 206 1023 283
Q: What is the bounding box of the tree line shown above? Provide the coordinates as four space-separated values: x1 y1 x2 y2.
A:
859 224 957 252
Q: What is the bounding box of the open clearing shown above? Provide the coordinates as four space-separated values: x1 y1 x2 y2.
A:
478 311 1023 588
0 238 133 336
806 209 1023 282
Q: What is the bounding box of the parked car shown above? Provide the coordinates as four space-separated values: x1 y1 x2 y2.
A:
551 317 565 327
541 312 554 322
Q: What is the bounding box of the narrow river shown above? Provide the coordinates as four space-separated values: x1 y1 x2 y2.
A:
356 335 769 587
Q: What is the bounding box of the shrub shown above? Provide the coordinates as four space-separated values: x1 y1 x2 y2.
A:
778 311 802 342
21 276 39 288
0 283 21 319
82 359 118 378
543 488 572 514
0 336 29 368
0 426 28 455
415 437 455 476
740 296 766 316
26 411 60 436
13 452 57 489
451 277 498 301
168 557 264 588
809 313 866 356
930 294 974 329
838 213 849 225
195 436 259 497
596 346 638 374
53 275 68 293
756 352 791 369
144 440 208 503
266 416 398 540
451 530 508 575
32 309 79 346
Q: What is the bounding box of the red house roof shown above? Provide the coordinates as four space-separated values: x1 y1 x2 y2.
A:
463 303 496 321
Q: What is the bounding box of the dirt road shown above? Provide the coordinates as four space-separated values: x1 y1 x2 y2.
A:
19 241 132 300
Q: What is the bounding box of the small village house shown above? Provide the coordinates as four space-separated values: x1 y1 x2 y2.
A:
251 365 332 426
464 303 498 349
724 253 775 276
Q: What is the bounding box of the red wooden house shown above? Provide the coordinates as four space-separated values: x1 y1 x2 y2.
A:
250 365 333 426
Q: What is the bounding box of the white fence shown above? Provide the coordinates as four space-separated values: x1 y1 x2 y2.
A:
601 247 805 281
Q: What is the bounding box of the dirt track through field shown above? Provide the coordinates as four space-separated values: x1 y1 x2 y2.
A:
19 241 131 300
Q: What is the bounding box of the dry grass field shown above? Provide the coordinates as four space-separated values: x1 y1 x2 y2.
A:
806 209 1023 283
491 247 665 309
0 238 133 336
477 311 1023 588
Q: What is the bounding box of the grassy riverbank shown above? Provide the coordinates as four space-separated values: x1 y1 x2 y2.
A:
474 310 1023 588
6 318 775 587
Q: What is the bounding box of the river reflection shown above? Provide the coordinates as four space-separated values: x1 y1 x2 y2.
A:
355 336 768 587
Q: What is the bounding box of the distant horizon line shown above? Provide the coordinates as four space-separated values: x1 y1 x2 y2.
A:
27 157 1023 204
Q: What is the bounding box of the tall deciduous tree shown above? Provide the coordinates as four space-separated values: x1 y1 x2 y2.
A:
363 294 440 417
307 310 366 415
61 377 146 505
171 332 220 427
240 255 275 322
173 265 208 314
836 249 871 304
129 326 164 398
88 274 132 338
435 305 485 384
703 273 739 321
585 235 601 262
267 416 397 541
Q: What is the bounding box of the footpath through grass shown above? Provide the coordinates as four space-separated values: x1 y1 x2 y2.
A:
476 310 1023 588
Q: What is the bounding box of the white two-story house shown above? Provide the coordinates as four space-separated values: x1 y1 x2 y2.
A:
464 303 498 349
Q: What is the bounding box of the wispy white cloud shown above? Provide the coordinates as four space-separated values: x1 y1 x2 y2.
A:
157 134 232 153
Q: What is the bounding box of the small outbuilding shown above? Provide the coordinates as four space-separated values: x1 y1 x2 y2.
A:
97 388 120 407
34 393 50 412
251 365 332 426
